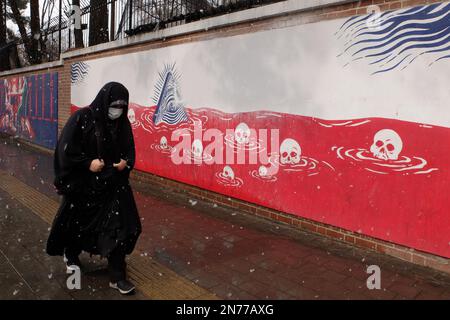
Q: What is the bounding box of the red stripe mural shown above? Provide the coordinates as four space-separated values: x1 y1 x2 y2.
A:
70 3 450 258
70 102 450 258
0 73 58 149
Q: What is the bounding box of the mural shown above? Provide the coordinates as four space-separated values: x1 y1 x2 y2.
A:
0 72 58 149
71 2 450 258
338 3 450 74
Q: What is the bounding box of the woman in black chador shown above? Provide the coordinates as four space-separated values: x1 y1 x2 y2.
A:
47 82 141 295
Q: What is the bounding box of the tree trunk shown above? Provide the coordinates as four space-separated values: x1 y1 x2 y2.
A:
29 0 41 64
8 0 32 64
89 0 109 46
0 0 11 71
8 42 21 68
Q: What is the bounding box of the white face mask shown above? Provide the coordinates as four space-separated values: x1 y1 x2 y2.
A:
108 107 123 120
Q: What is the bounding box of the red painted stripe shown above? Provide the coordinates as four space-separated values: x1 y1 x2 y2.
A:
42 75 45 119
50 73 53 121
27 80 31 117
34 75 38 116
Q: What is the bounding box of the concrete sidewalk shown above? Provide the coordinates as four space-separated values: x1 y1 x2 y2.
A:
0 137 449 300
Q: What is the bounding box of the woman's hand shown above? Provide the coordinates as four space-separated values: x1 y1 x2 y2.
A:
89 159 105 172
113 159 127 171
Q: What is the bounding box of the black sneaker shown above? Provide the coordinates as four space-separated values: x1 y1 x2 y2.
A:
109 279 136 295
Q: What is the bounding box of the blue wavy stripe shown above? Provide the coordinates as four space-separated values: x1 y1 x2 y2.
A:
363 26 450 58
372 54 412 75
355 4 442 38
433 53 450 63
342 5 430 42
336 7 421 38
338 2 450 73
160 109 188 125
71 62 90 84
350 23 450 54
369 53 393 65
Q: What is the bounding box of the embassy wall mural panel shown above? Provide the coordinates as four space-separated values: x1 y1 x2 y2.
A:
71 2 450 258
0 72 58 149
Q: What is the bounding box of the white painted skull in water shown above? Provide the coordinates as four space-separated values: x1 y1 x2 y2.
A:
258 165 268 177
192 139 203 159
234 122 250 145
370 129 403 160
280 138 302 165
160 136 168 149
127 109 136 124
222 166 235 180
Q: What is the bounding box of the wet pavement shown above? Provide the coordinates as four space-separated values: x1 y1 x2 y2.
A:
0 136 450 300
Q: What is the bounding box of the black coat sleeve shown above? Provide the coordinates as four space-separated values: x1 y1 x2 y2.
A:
54 109 94 182
119 119 136 173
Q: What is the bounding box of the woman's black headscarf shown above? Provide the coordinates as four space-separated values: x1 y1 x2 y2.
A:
89 82 130 162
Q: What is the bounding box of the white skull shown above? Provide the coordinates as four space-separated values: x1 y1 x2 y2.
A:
234 122 250 145
127 109 136 124
222 166 235 180
370 129 403 160
160 136 168 149
280 138 301 165
258 165 268 177
192 139 203 159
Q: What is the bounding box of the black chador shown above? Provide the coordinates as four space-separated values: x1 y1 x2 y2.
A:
47 82 141 292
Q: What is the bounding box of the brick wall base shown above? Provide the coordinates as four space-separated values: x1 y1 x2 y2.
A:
131 169 450 275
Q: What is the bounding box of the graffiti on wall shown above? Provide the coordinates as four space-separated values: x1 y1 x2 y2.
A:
0 72 58 149
337 3 450 74
71 2 450 258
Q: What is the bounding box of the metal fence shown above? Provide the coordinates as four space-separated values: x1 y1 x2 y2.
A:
3 0 285 66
